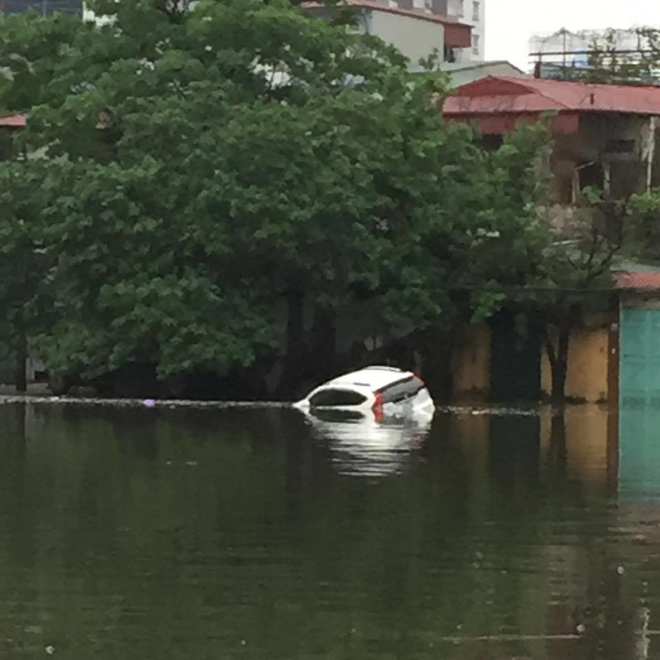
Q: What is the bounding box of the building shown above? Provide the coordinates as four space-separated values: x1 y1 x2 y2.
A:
0 0 82 15
5 0 481 72
443 0 484 61
530 27 649 62
529 28 659 84
303 0 476 72
0 114 25 160
443 76 660 404
444 76 660 203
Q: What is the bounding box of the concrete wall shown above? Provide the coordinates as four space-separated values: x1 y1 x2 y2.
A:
443 61 526 86
450 310 613 404
451 323 491 399
368 10 445 70
541 317 611 403
551 114 659 205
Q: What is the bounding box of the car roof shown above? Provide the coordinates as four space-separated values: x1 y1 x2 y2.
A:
324 366 414 391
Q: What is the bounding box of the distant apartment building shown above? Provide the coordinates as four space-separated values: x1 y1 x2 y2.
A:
440 0 484 61
529 28 656 82
530 27 648 62
304 0 481 72
0 0 82 15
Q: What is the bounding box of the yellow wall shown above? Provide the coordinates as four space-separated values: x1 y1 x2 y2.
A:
541 324 610 403
451 324 491 400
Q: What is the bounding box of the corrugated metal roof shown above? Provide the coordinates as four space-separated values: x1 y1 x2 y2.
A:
616 271 660 291
444 76 660 117
0 114 26 128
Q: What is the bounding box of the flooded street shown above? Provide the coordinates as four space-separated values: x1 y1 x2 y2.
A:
0 402 659 659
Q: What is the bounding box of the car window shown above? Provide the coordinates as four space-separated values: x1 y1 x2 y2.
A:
379 376 424 404
309 389 367 407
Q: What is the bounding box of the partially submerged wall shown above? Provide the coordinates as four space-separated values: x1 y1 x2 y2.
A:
541 311 613 403
451 323 491 400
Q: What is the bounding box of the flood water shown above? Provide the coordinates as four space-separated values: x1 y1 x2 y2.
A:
1 401 660 659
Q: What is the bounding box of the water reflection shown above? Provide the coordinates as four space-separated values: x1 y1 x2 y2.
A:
620 404 660 498
0 401 660 659
304 408 433 477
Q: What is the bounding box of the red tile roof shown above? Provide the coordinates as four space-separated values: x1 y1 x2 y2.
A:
0 114 26 128
444 76 660 117
615 271 660 291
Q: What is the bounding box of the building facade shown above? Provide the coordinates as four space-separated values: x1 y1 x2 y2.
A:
444 76 660 404
304 0 473 72
349 0 485 63
0 0 82 15
443 0 484 61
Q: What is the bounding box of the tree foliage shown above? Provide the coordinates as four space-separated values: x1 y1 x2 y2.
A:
0 0 557 397
541 27 660 86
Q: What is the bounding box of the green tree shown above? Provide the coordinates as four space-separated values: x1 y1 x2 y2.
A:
0 157 56 391
0 0 557 398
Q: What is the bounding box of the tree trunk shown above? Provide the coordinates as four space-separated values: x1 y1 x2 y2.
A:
545 306 577 403
14 326 27 394
311 305 336 381
279 290 305 398
420 328 453 402
552 322 570 401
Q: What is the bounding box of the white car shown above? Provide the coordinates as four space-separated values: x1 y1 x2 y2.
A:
294 366 435 419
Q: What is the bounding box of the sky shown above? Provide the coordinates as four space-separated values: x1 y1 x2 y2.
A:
486 0 660 71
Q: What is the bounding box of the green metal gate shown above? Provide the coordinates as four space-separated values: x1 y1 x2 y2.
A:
620 307 660 406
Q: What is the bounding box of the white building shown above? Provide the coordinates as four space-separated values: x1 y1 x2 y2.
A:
304 0 475 72
442 0 485 61
528 28 657 81
530 27 650 59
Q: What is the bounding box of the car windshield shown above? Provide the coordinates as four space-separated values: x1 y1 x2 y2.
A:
309 389 367 407
379 376 425 404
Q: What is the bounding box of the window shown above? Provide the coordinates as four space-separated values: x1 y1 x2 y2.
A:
605 139 636 154
482 135 504 151
472 33 480 55
472 0 480 20
378 376 425 405
310 389 367 407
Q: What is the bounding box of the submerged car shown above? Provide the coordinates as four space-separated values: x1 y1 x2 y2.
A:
293 366 435 419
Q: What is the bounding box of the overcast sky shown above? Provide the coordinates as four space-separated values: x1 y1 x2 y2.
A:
486 0 660 71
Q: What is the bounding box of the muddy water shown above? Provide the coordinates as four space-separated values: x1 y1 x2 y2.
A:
0 402 657 659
